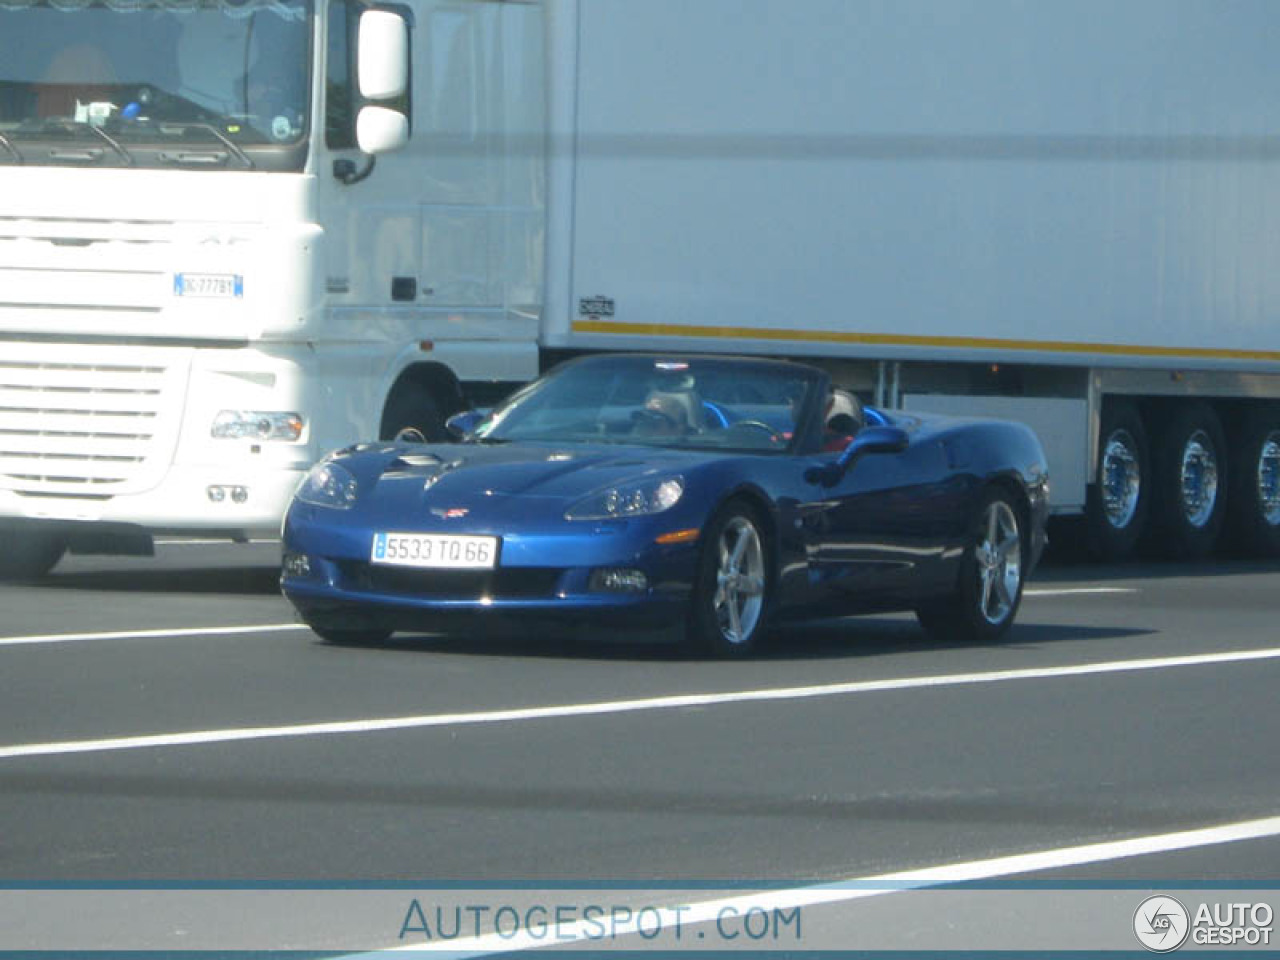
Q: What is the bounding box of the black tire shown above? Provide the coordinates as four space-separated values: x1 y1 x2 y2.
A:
1149 401 1227 560
685 499 770 657
0 525 68 581
308 622 393 645
380 381 447 442
916 487 1026 644
1086 399 1150 561
1226 408 1280 557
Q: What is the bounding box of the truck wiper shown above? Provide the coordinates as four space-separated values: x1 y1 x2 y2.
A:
32 119 135 166
0 130 21 163
83 122 134 166
155 121 254 170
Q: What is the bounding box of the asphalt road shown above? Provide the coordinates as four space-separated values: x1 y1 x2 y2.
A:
1 540 1278 952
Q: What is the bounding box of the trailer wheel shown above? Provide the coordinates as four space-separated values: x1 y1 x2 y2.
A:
1086 400 1149 560
380 380 447 442
1150 401 1227 559
0 524 68 581
1226 409 1280 557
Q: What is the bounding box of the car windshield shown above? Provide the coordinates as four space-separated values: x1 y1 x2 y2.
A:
0 0 310 169
472 356 819 452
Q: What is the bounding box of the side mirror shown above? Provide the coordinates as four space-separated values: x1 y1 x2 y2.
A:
356 107 409 155
445 409 489 441
354 9 410 157
805 425 909 487
358 10 409 100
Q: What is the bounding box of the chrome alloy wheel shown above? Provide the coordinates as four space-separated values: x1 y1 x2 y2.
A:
1100 429 1142 529
1258 434 1280 527
974 499 1022 626
1179 430 1220 528
713 516 765 645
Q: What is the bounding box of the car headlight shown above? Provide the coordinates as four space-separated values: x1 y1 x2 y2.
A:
565 476 684 521
295 460 359 509
212 410 304 441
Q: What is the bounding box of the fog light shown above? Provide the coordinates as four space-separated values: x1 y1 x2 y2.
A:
230 486 249 504
282 551 312 579
589 568 648 593
207 485 226 503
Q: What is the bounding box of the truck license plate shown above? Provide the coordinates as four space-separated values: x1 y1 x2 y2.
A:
174 273 243 298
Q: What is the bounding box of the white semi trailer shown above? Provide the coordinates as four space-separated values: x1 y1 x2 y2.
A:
2 0 1279 578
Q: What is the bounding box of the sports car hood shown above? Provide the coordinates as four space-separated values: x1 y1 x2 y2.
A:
342 441 709 511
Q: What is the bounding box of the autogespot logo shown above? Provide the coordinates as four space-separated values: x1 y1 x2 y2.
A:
1134 895 1191 952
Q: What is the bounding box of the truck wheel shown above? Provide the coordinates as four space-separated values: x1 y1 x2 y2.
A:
916 487 1025 644
380 381 447 442
686 499 769 657
1086 400 1149 560
0 525 68 581
1226 409 1280 557
1149 401 1227 560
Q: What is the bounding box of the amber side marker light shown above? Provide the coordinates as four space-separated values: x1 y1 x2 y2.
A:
655 528 701 545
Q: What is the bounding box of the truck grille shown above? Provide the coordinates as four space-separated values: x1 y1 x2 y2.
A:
0 348 188 495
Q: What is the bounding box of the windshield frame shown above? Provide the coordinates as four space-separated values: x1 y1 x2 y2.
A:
0 0 315 172
471 355 828 456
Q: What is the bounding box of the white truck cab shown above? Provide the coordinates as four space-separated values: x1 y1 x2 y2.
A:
0 0 544 576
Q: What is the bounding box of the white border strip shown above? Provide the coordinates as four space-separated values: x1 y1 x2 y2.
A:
2 645 1278 760
370 814 1280 956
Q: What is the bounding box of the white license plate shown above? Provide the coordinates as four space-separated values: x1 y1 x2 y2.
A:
174 273 243 298
371 532 498 569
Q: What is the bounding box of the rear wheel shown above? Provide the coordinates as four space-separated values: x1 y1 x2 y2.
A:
1149 402 1227 559
1226 409 1280 557
686 500 769 657
0 525 68 581
1086 400 1149 560
917 488 1025 644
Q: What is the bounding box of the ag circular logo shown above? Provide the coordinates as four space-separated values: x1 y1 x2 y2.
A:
1134 895 1190 952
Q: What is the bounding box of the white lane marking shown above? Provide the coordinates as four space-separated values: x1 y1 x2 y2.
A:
1024 587 1137 596
372 814 1280 956
154 538 281 545
0 624 306 648
2 645 1278 761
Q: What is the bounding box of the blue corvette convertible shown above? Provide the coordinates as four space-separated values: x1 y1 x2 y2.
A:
281 354 1049 655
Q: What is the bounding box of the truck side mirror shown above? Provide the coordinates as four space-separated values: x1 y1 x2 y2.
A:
355 8 410 156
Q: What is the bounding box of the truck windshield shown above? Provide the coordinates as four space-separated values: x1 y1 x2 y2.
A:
0 0 311 171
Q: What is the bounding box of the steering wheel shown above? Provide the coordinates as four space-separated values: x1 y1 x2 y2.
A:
726 420 785 444
631 407 682 434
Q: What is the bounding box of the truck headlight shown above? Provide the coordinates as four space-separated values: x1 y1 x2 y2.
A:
295 460 358 509
212 411 304 441
565 476 684 521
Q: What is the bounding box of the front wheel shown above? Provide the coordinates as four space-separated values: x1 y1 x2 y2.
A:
0 525 68 581
686 500 770 657
917 488 1025 644
380 381 447 442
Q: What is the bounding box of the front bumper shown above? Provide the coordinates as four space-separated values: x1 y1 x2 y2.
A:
280 521 700 635
0 464 307 536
